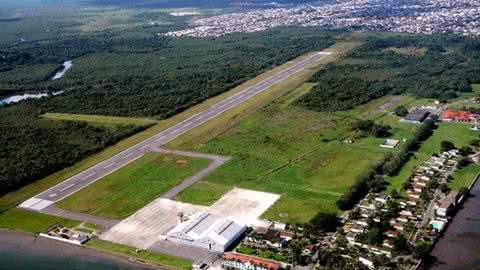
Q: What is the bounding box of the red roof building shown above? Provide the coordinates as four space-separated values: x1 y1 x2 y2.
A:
223 253 282 270
441 110 475 122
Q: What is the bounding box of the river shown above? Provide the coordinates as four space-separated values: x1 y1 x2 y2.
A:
51 60 73 80
0 231 161 270
429 180 480 270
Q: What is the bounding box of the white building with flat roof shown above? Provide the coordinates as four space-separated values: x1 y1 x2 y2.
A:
166 212 246 252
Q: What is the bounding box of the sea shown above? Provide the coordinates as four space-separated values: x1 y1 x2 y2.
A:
0 232 159 270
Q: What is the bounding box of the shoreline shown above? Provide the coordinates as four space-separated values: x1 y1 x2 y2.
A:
428 175 480 270
0 230 165 270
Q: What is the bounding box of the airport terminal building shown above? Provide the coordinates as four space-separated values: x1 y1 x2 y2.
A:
166 212 246 252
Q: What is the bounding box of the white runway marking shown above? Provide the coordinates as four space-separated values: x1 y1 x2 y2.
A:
60 183 75 192
140 145 150 150
103 162 116 168
82 173 95 180
48 194 57 198
122 153 134 159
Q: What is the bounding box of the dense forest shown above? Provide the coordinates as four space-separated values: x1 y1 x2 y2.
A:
0 26 336 195
1 27 336 118
0 103 146 195
298 34 480 111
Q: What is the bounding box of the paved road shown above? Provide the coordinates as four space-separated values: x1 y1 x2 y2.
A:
18 51 330 212
154 147 230 199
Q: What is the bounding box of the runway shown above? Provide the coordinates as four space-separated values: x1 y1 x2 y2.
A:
18 51 330 212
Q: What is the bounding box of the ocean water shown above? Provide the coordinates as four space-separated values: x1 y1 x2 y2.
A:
0 240 157 270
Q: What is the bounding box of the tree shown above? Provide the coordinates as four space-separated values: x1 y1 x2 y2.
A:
393 234 410 253
309 212 339 232
459 145 473 156
441 140 455 152
414 241 432 259
457 157 471 168
439 183 450 193
393 105 408 117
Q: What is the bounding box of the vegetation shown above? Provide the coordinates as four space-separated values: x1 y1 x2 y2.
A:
0 103 146 196
0 208 79 234
175 84 412 223
298 34 480 112
386 122 479 193
337 118 436 210
58 152 210 219
87 239 192 270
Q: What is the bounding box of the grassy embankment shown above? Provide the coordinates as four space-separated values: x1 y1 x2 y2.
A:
57 152 210 219
87 239 192 270
170 88 418 223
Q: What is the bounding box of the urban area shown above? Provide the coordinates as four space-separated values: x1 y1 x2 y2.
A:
163 0 480 37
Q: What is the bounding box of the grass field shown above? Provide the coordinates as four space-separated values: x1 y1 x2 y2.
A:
0 208 80 234
385 122 479 193
42 113 158 127
87 239 192 270
174 85 414 223
57 153 210 219
449 163 480 191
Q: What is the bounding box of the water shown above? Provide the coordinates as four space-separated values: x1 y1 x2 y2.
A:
0 232 160 270
51 60 73 80
429 180 480 269
0 91 63 105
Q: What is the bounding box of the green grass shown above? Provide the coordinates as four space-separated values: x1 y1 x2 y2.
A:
385 123 479 193
449 163 480 191
0 208 79 234
175 85 412 223
87 239 192 270
42 113 158 127
57 152 210 219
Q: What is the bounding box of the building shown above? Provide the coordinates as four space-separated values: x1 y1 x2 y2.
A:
222 253 282 270
380 139 400 149
167 212 246 252
436 191 459 217
401 108 430 123
440 110 476 122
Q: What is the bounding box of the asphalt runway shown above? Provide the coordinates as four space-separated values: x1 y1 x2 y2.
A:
18 51 330 212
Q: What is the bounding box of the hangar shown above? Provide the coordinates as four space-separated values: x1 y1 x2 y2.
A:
166 212 246 252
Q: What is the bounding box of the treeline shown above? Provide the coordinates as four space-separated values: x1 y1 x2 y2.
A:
298 34 480 112
337 118 436 210
0 103 148 196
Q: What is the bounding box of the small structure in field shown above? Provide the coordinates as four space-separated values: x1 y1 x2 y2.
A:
380 139 400 149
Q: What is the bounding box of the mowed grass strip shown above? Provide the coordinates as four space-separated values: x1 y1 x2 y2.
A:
57 153 210 219
41 113 158 126
449 163 480 191
86 239 192 270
